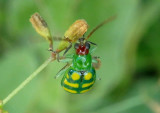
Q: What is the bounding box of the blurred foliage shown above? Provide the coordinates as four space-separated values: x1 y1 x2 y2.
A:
0 0 160 113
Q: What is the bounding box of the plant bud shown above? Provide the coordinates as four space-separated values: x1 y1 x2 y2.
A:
56 19 88 52
30 13 53 44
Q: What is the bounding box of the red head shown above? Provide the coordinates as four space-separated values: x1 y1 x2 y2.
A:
74 38 90 55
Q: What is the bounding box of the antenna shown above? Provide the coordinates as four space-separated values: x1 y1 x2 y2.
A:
85 15 116 40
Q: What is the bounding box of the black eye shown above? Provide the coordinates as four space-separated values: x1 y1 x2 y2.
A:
74 43 79 49
85 42 90 49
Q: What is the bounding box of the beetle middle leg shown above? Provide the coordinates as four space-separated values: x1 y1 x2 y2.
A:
56 53 74 63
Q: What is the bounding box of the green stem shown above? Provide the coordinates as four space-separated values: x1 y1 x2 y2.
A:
2 57 54 106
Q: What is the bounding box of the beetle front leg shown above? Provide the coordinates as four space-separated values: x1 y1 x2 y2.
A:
48 49 73 62
58 54 74 63
63 42 72 56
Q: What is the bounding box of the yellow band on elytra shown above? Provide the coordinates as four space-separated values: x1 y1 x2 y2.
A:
64 79 79 88
63 87 77 93
82 81 94 88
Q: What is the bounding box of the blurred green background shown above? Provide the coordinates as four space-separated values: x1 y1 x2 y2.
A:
0 0 160 113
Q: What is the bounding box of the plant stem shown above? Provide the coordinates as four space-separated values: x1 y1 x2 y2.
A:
2 57 54 105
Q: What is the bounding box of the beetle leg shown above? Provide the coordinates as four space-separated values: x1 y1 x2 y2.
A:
54 63 71 79
86 41 97 45
92 56 101 70
63 42 72 56
86 41 97 53
92 57 101 80
53 36 72 57
57 54 74 63
89 44 97 53
59 57 72 63
48 49 61 62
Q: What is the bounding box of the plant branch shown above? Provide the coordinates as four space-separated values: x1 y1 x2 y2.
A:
2 57 54 106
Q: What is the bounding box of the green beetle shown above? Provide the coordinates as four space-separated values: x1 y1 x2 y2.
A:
61 38 97 94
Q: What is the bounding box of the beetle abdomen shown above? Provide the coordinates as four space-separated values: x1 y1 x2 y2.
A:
61 67 96 94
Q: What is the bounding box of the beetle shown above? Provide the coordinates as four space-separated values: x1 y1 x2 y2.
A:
54 16 116 94
55 37 99 94
61 38 97 93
